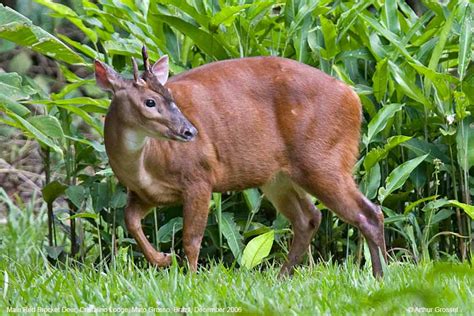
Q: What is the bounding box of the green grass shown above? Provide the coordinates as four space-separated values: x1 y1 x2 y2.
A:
1 204 473 315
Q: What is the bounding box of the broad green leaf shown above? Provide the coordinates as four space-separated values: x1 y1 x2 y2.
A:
378 154 429 203
405 195 439 214
0 4 83 64
243 223 272 238
430 209 454 226
6 111 62 154
51 80 97 100
221 212 244 261
372 58 389 102
448 200 474 219
423 1 443 16
90 182 110 211
27 115 64 140
154 14 229 60
45 103 103 135
336 48 372 62
110 190 127 209
421 199 450 213
68 213 99 220
33 97 109 107
455 91 470 121
42 180 67 204
354 84 373 96
398 0 420 23
382 0 400 34
320 16 337 59
65 135 105 153
285 0 296 28
388 61 431 108
337 0 374 41
157 217 183 243
102 36 143 57
246 1 274 21
400 10 434 48
407 63 458 86
360 162 381 200
383 214 408 224
456 116 474 172
431 208 454 225
243 189 261 213
409 163 427 190
408 62 457 101
383 206 408 228
95 168 114 177
294 13 311 63
332 64 354 85
359 94 377 118
286 0 320 63
424 3 457 95
459 4 472 80
419 199 472 222
210 5 251 28
65 185 87 209
367 32 388 60
364 135 412 170
364 103 403 146
34 0 98 43
0 73 36 100
360 12 414 62
0 95 30 117
57 34 100 59
136 0 150 17
287 1 320 37
241 230 274 269
401 138 450 164
160 0 210 28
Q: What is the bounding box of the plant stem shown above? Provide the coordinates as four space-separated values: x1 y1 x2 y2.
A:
449 145 465 260
43 147 55 247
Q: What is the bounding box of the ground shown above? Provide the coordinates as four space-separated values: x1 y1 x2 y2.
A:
0 203 473 315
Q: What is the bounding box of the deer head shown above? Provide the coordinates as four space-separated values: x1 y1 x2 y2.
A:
95 46 197 142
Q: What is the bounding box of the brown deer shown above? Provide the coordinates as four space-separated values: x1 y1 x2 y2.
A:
95 47 386 277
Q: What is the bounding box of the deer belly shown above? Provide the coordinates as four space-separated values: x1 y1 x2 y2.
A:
121 171 182 206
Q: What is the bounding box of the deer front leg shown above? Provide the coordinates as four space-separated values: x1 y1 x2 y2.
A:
125 192 171 267
182 185 212 272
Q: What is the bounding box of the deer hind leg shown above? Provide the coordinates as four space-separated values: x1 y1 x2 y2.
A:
292 170 386 277
182 184 212 272
125 192 172 267
261 173 321 276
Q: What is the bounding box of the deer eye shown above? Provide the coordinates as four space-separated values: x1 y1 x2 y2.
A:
145 99 156 107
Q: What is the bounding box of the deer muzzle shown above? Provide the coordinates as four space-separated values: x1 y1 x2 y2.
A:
169 119 198 142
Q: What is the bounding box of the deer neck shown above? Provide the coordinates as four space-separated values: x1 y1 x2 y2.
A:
104 109 149 177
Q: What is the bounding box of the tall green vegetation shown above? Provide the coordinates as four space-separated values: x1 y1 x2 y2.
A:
0 0 472 269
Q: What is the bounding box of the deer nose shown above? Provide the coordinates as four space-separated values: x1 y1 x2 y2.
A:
180 125 198 141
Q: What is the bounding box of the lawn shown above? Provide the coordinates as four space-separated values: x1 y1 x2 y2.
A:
1 202 473 315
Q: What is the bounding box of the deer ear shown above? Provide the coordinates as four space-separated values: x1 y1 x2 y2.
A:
94 60 123 92
151 55 169 85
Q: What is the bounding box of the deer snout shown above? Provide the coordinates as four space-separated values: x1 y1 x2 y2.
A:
178 123 198 142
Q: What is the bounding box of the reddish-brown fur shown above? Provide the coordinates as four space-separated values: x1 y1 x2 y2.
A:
96 52 387 277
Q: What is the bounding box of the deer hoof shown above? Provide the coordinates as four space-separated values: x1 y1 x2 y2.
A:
149 252 172 267
278 264 295 278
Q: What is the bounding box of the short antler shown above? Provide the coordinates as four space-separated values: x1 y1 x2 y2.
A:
138 45 172 100
131 57 140 83
142 46 151 74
